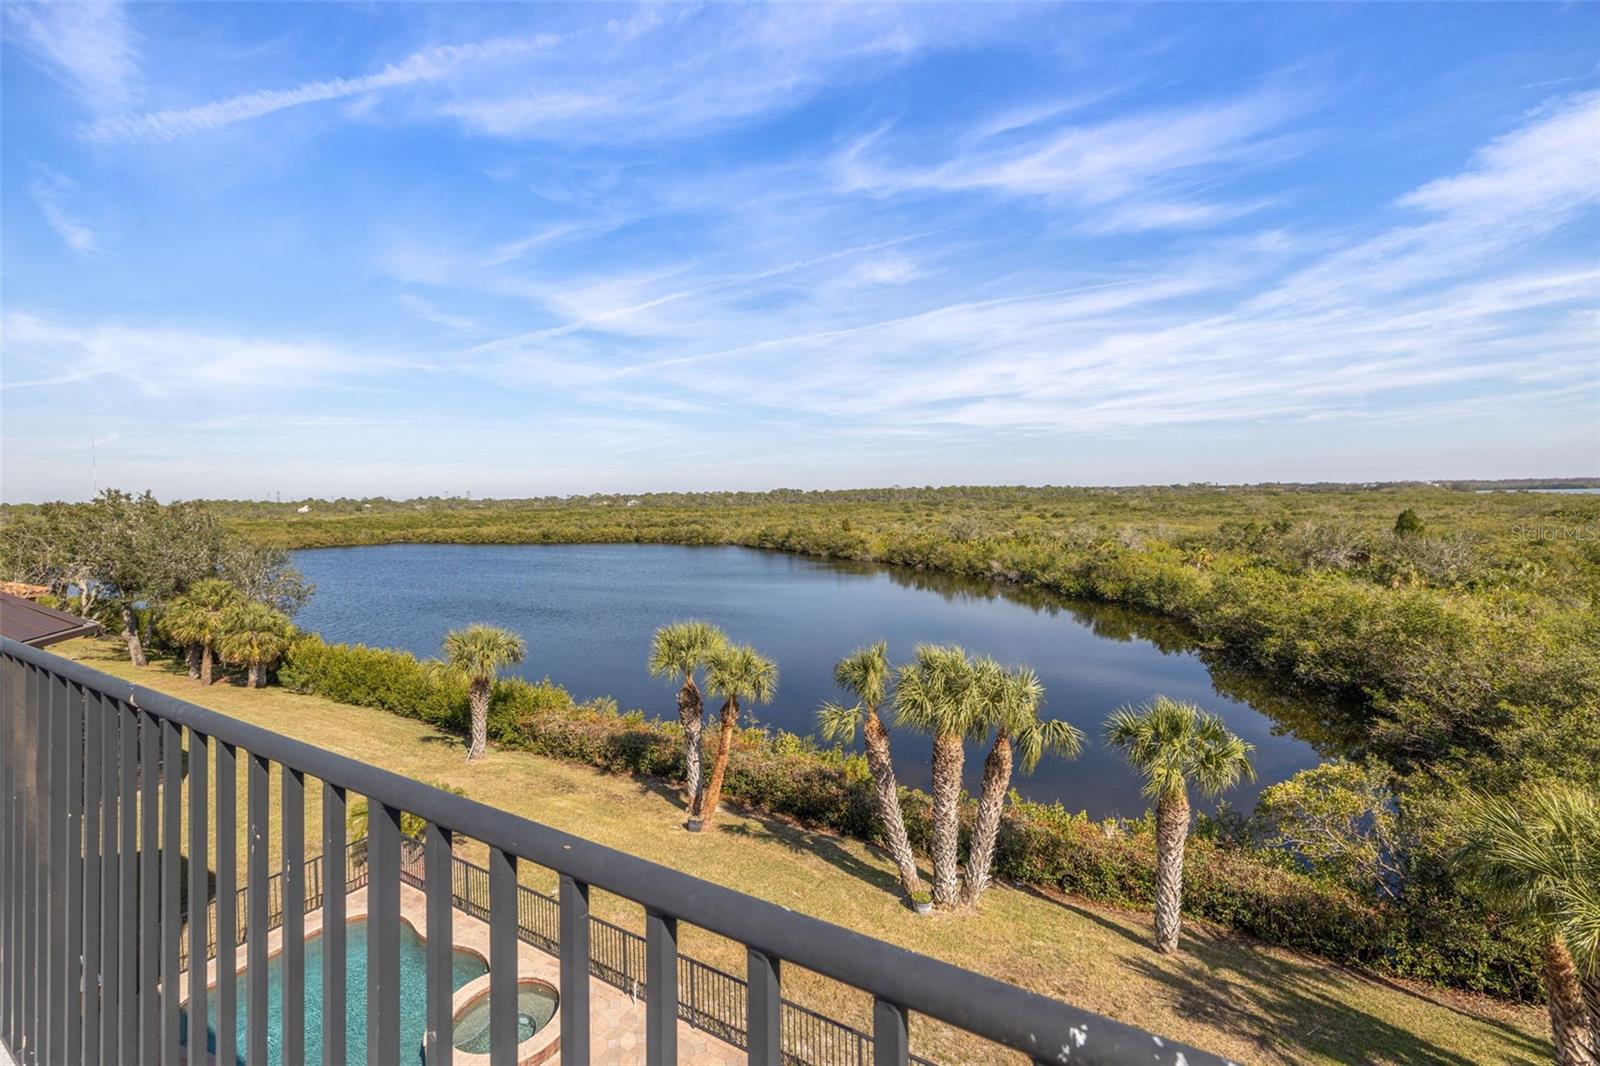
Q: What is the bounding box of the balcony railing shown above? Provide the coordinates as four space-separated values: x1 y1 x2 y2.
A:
0 636 1230 1066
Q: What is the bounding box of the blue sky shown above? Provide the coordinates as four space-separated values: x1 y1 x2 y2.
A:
2 3 1597 502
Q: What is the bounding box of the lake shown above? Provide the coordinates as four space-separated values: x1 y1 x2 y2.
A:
291 543 1326 819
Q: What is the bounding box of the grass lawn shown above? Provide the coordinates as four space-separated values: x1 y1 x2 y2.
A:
58 637 1551 1065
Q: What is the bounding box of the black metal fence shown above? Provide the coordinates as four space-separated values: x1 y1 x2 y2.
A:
178 835 916 1065
0 638 1230 1066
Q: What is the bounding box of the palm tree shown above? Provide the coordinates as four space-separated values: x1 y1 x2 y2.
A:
819 642 922 900
216 602 295 688
647 621 728 809
159 597 208 681
443 624 527 763
1456 786 1600 1065
1104 697 1255 954
160 578 242 684
893 644 986 908
962 660 1082 907
691 643 777 830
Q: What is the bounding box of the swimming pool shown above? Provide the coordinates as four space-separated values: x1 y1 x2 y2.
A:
181 917 488 1065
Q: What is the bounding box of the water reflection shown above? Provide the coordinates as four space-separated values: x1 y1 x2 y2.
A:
292 543 1330 818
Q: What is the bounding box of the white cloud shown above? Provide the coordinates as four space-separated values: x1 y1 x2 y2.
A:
839 89 1306 234
852 256 921 285
80 35 556 143
1 313 409 394
76 5 1013 146
6 1 139 110
1398 90 1600 220
459 90 1598 438
28 167 99 255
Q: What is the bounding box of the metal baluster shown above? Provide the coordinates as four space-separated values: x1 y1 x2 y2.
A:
118 701 139 1058
559 873 589 1066
283 768 306 1066
247 753 270 1065
489 847 518 1066
187 730 209 1066
83 687 103 1066
645 910 678 1066
873 998 908 1066
0 655 18 1056
30 663 44 1063
65 680 86 1066
140 710 160 1065
216 742 238 1066
322 782 347 1066
426 821 453 1066
44 669 69 1066
747 948 781 1066
16 662 31 1062
162 717 182 1063
367 801 402 1066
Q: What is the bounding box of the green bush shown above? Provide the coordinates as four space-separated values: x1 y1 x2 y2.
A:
275 632 1544 1001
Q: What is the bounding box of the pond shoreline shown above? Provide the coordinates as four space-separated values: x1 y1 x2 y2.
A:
287 542 1328 819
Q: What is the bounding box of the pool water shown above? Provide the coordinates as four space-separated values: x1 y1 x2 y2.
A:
181 918 488 1065
452 983 559 1054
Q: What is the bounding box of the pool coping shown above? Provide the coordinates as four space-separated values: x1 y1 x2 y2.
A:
448 974 562 1066
176 877 741 1065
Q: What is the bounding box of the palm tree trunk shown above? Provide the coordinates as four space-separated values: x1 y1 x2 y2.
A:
695 699 738 826
862 709 921 898
186 644 202 680
1584 972 1600 1044
1154 792 1190 954
962 731 1012 907
678 677 704 808
247 662 263 689
201 644 214 686
929 732 964 908
1545 936 1599 1066
466 679 490 762
121 606 148 667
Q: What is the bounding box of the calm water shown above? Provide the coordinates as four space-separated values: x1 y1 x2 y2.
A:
181 918 487 1064
292 544 1327 818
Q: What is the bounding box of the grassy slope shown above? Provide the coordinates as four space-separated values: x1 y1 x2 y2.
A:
58 637 1551 1066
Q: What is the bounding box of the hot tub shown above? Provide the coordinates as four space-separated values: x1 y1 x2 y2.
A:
447 974 561 1065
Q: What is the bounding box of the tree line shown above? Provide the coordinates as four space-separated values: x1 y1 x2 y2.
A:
0 489 309 679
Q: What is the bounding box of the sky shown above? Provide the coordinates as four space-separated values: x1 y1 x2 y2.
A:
2 2 1597 503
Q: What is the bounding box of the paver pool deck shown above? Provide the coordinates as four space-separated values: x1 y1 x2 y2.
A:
186 876 743 1065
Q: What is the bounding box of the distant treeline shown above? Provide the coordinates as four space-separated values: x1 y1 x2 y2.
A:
5 477 1597 518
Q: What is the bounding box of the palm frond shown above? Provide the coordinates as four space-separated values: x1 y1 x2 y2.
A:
817 700 866 744
705 643 778 704
443 623 526 683
1456 784 1600 973
834 641 891 709
1015 717 1084 773
648 620 727 680
1103 696 1253 805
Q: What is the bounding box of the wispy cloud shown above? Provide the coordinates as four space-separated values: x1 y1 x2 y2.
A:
5 1 139 110
75 6 1013 147
459 90 1598 436
1 313 411 394
81 35 555 143
28 167 99 256
839 89 1307 234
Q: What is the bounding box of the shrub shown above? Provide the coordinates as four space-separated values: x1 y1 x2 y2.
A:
273 633 1544 1000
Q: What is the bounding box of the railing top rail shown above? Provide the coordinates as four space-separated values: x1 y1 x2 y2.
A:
1 637 1230 1066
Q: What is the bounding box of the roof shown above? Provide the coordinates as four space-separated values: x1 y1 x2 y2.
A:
0 591 102 647
0 581 51 599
